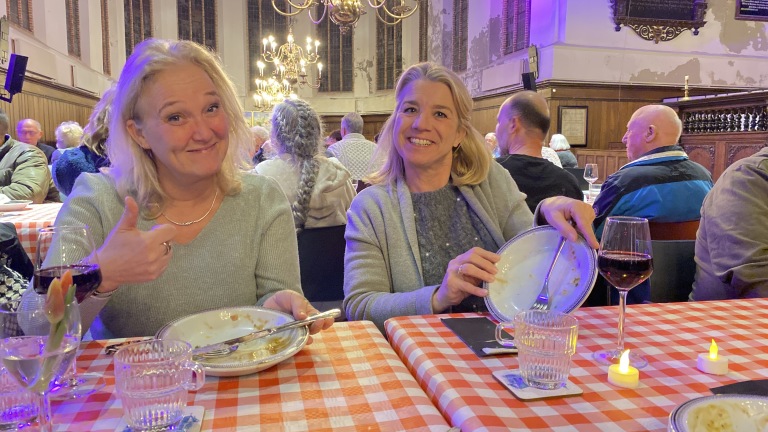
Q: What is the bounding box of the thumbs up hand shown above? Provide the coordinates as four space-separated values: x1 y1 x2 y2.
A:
95 196 177 294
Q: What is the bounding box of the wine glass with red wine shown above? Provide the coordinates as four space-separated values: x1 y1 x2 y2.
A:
33 225 105 398
593 216 653 369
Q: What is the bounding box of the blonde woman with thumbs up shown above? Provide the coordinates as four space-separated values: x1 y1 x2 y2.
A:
43 39 334 339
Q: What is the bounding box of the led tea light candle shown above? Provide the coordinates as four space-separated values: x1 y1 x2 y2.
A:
608 350 639 389
697 339 729 375
685 75 689 87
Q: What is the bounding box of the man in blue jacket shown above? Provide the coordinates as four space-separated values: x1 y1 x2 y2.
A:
593 104 713 304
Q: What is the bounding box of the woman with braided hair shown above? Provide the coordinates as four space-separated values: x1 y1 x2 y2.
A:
255 98 355 231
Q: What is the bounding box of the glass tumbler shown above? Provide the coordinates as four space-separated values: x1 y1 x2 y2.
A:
496 310 579 390
114 339 205 431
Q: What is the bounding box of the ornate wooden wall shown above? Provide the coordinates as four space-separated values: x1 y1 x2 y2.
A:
666 91 768 181
0 75 99 145
322 114 390 142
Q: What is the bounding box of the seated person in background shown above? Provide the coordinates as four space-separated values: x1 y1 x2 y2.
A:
549 133 578 168
484 132 499 157
0 110 59 203
324 129 342 150
691 146 768 301
50 121 83 166
541 144 562 168
16 119 55 164
53 85 113 197
255 98 355 232
495 91 583 212
327 112 378 182
37 39 333 338
343 62 598 331
593 104 713 304
250 125 269 165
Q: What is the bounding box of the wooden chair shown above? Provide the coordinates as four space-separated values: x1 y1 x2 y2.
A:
297 225 347 315
648 220 700 241
649 240 696 303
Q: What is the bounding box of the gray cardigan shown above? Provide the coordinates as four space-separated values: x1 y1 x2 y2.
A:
343 162 534 331
59 173 302 338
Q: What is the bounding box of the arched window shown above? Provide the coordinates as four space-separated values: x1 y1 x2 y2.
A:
376 2 402 91
7 0 32 31
125 0 153 57
317 5 353 93
452 0 468 72
504 0 530 54
66 0 81 58
178 0 216 51
247 0 288 93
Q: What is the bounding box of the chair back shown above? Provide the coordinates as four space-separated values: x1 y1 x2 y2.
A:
297 225 346 307
648 220 700 241
649 240 696 303
564 167 589 190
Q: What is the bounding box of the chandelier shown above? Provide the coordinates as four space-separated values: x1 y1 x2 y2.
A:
260 28 323 89
252 76 297 112
271 0 420 34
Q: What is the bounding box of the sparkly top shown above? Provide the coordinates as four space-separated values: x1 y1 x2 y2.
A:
411 184 496 313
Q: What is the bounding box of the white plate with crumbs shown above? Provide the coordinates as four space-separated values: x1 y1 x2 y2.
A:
669 394 768 432
483 225 597 322
0 200 32 212
156 306 308 377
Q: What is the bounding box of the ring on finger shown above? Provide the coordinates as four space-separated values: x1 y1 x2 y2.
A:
162 241 172 256
458 264 466 276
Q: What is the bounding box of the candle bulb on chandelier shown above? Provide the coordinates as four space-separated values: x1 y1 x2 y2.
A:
262 38 267 53
315 40 320 55
318 63 323 78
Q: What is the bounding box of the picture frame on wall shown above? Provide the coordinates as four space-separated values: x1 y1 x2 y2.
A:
558 106 588 146
735 0 768 21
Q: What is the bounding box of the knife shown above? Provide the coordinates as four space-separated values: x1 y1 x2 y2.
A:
190 308 340 357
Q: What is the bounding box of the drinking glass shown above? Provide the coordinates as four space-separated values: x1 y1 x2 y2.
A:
33 226 105 399
496 310 578 390
593 216 653 368
114 339 205 431
583 163 598 200
0 296 81 432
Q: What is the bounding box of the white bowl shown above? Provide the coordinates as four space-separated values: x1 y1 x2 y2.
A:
155 306 308 377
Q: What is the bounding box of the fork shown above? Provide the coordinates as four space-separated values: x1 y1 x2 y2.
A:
532 236 566 311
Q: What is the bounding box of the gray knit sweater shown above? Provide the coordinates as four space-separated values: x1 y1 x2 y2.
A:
343 162 534 331
58 173 302 338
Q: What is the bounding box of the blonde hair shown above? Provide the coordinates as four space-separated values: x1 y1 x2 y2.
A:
366 62 489 186
55 121 83 149
107 38 251 216
82 84 116 157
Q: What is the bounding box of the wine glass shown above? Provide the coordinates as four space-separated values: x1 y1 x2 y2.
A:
33 226 105 399
0 295 81 432
593 216 653 369
583 163 598 201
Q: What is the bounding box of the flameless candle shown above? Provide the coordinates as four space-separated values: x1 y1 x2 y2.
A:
697 339 729 375
608 350 639 389
685 75 689 87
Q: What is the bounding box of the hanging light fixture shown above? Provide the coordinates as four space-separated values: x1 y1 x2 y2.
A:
271 0 419 34
252 75 297 112
259 27 323 89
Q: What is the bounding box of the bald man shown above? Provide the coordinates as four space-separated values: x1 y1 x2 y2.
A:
494 91 582 212
592 104 713 304
16 119 55 163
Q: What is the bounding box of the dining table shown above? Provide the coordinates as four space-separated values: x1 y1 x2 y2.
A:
385 298 768 431
53 320 453 431
0 203 62 259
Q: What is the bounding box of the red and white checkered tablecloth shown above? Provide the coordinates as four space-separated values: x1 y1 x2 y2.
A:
1 203 62 259
385 298 768 431
52 321 452 431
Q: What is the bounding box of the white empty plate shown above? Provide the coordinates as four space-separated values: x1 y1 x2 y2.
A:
0 200 32 212
483 225 597 322
155 306 308 377
669 394 768 432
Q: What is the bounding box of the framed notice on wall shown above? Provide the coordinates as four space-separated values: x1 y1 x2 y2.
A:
735 0 768 21
558 106 588 146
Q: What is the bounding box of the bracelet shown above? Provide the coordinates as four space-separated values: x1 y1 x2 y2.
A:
91 288 114 299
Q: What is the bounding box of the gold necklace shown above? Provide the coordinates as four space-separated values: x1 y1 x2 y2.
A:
161 189 219 227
